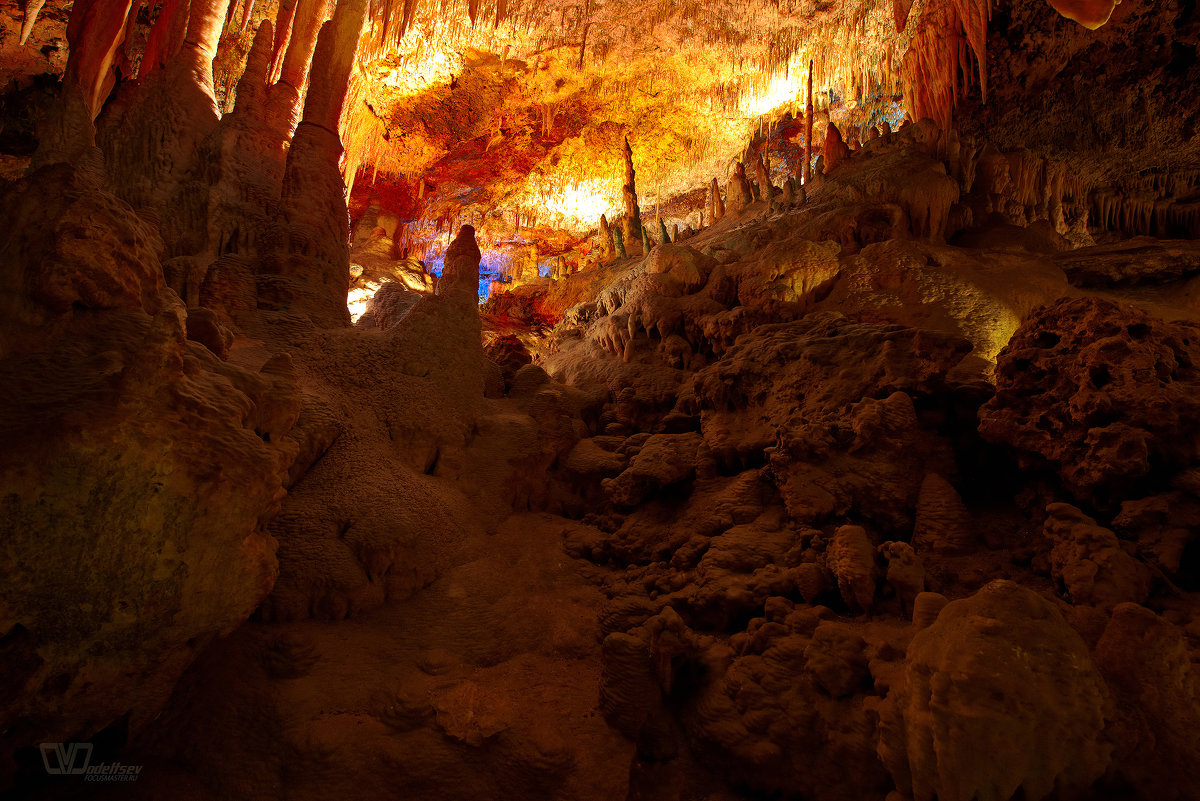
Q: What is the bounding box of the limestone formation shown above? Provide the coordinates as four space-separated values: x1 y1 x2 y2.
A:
599 213 615 262
602 432 703 508
911 473 972 555
803 59 814 184
709 177 725 222
878 581 1112 801
823 121 850 174
979 297 1200 506
1043 502 1153 608
878 541 924 614
622 136 642 245
828 525 878 613
910 591 947 629
3 2 1200 799
725 161 754 212
1094 603 1200 799
755 152 774 209
612 226 627 259
0 161 299 766
803 621 869 697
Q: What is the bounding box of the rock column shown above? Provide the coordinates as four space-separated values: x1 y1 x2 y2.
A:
277 0 368 325
709 177 725 222
441 225 482 303
803 59 814 185
621 136 642 246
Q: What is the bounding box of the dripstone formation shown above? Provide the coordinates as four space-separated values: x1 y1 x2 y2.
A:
1 0 1199 800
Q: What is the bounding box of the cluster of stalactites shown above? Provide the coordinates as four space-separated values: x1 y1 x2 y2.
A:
52 0 335 124
896 0 991 131
363 0 519 58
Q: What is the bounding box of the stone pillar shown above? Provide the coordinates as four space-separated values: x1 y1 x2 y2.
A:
621 136 642 244
803 59 814 185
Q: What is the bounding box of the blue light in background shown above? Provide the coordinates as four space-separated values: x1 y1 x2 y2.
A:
426 251 445 277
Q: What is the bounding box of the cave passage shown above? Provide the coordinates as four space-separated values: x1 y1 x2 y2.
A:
2 0 1200 799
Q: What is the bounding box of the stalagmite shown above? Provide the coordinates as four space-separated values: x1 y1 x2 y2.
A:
726 161 753 212
823 122 850 175
671 223 679 243
528 244 541 281
599 214 615 263
709 177 725 222
803 59 814 184
276 0 368 325
612 227 626 259
621 136 643 245
235 20 275 112
756 152 774 210
659 218 671 246
441 225 482 302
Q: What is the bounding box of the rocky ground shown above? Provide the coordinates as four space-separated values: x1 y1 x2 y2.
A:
3 1 1200 798
5 113 1199 801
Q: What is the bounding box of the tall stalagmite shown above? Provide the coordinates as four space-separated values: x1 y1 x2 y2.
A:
710 177 725 222
621 136 642 245
803 59 814 185
275 0 368 325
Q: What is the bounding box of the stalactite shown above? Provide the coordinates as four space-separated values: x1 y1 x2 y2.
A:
951 0 990 103
269 0 297 83
897 0 912 33
63 0 136 117
18 0 47 45
113 0 144 80
280 0 328 89
240 0 257 32
183 0 233 65
1047 0 1120 30
302 0 365 132
141 0 189 79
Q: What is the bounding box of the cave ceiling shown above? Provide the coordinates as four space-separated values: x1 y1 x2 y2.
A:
0 0 1141 256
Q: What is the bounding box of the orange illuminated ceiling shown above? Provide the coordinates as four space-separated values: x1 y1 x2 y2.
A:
206 0 1114 236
